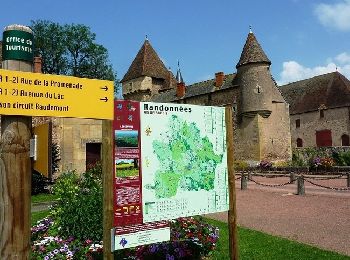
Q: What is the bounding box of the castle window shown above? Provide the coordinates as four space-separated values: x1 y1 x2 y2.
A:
296 138 303 147
296 119 300 128
256 84 262 94
341 134 350 146
320 109 324 118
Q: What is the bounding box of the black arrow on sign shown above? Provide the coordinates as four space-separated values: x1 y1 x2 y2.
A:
100 86 108 91
100 97 108 102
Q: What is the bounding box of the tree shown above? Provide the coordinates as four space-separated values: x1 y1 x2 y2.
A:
31 20 115 82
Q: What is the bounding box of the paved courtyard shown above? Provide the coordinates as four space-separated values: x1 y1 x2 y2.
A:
207 177 350 256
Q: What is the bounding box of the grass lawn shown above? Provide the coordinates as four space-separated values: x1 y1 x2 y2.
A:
31 210 50 226
205 218 350 260
31 193 58 204
30 210 349 260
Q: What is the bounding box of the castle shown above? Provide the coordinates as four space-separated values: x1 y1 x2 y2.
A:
121 31 292 163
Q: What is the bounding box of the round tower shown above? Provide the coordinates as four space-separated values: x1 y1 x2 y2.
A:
235 30 284 118
234 29 292 162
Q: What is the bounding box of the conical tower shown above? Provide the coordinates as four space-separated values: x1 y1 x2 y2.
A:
234 29 291 162
121 38 176 101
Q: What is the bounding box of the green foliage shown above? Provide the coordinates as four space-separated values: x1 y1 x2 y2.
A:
30 20 116 83
32 170 51 195
233 160 249 170
50 164 103 241
332 151 350 166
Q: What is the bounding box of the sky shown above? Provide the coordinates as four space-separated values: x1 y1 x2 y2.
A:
1 0 350 86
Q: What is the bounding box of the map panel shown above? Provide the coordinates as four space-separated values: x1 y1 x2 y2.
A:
140 102 228 222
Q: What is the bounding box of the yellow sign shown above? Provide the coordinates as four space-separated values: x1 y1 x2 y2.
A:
0 69 114 119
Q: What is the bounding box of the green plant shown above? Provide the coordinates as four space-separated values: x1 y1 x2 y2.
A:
233 160 249 170
332 151 350 166
291 151 306 167
50 164 103 241
32 170 51 195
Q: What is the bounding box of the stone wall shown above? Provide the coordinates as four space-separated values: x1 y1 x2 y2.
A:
123 76 162 101
56 118 102 173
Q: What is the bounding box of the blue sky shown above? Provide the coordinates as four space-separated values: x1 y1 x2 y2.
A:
1 0 350 86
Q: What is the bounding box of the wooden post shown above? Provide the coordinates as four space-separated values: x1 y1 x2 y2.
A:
0 25 33 259
102 119 114 260
225 106 239 260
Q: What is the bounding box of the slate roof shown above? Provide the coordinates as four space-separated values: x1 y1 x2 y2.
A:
236 32 271 68
151 73 237 102
279 72 350 114
121 39 173 84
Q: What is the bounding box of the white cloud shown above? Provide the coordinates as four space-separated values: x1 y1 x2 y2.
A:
335 52 350 64
314 0 350 31
277 52 350 85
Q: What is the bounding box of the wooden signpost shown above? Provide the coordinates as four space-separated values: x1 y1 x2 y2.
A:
0 24 114 259
0 24 33 260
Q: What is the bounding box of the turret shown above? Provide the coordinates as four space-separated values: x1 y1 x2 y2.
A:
234 29 291 162
235 29 285 118
121 38 176 101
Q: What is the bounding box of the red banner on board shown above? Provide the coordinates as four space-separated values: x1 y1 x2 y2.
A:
113 100 143 226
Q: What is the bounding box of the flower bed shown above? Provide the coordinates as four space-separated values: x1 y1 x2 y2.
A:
31 216 219 259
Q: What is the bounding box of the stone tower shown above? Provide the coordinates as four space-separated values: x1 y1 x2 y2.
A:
234 30 292 162
121 39 177 101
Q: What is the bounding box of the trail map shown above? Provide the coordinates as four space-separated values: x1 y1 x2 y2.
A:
140 102 228 222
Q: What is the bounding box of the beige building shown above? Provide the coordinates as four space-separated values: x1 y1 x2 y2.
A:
279 72 350 148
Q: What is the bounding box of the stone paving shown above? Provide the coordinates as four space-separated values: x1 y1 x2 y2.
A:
206 178 350 256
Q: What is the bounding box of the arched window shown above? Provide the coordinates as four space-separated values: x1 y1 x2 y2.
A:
341 134 350 146
296 138 303 147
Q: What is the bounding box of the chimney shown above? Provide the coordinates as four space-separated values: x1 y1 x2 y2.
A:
176 82 186 98
33 56 42 73
215 72 224 88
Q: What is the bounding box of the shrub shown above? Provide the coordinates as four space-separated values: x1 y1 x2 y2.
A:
233 160 249 170
332 150 350 166
50 163 103 241
32 170 51 195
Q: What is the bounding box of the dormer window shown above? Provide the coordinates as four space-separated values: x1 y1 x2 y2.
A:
320 109 324 118
319 104 326 119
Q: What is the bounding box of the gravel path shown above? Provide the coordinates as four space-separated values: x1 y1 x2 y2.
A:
206 178 350 256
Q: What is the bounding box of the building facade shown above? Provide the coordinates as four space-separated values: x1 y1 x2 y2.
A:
279 72 350 148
